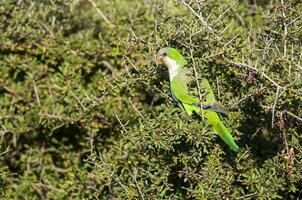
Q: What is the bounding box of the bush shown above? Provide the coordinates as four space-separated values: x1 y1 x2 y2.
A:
0 0 301 199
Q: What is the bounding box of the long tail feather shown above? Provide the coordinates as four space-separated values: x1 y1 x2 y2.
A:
213 121 239 151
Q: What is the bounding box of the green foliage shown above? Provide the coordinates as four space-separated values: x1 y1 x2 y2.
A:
0 0 302 199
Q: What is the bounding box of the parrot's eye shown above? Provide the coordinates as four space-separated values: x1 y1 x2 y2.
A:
162 52 167 57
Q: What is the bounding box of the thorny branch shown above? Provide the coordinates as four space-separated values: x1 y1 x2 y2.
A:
180 0 213 32
229 61 284 89
189 36 205 120
88 0 112 26
228 60 302 127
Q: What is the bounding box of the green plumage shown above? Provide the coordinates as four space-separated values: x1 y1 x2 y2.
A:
171 70 239 151
158 47 239 151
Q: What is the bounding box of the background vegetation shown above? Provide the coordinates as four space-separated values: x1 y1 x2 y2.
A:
0 0 301 199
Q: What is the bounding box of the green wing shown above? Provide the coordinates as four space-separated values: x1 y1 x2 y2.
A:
170 69 216 114
170 69 239 151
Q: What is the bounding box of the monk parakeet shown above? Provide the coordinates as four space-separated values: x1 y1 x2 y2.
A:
156 47 239 151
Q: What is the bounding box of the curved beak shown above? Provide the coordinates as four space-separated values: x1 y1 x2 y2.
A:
155 55 164 65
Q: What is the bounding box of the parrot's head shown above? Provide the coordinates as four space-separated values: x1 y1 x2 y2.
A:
156 47 187 72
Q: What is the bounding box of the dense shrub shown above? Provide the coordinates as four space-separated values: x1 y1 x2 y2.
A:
0 0 301 199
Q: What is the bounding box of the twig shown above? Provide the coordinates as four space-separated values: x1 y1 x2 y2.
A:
229 61 284 89
2 86 23 99
271 87 280 128
72 92 86 111
124 55 139 72
128 98 144 118
250 128 261 140
33 183 65 193
0 146 10 156
223 34 239 48
297 189 302 200
281 0 288 56
32 79 41 106
200 52 224 61
236 193 258 200
230 87 266 109
88 0 112 26
281 110 302 122
114 112 127 132
189 47 204 120
180 0 213 32
289 42 293 78
128 169 145 200
47 82 55 113
219 21 233 35
216 77 220 100
39 113 72 121
287 14 302 26
214 2 238 24
153 86 173 102
101 60 116 73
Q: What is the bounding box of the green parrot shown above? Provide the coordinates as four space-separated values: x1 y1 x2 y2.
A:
156 47 239 151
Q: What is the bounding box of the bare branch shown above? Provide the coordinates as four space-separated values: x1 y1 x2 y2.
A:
229 61 284 89
32 79 41 106
128 98 144 118
189 46 204 120
281 110 302 122
88 0 112 26
271 87 280 128
115 112 127 132
180 0 213 32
